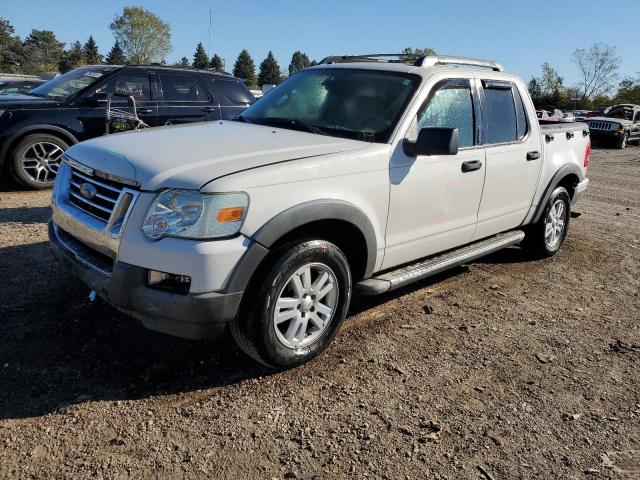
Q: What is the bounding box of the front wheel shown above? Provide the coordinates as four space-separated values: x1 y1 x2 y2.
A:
231 239 352 369
523 186 571 258
10 133 68 189
616 132 629 149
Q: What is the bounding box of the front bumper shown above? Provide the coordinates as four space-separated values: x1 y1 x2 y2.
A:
571 178 589 206
49 221 243 339
589 130 624 141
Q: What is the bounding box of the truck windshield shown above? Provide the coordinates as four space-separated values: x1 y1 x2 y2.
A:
239 68 421 143
605 108 633 120
29 67 115 101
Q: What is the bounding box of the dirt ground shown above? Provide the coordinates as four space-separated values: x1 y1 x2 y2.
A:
0 146 639 479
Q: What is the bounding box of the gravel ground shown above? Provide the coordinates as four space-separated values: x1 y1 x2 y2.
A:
0 146 639 479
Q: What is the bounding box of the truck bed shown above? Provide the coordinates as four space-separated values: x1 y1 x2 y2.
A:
539 122 589 135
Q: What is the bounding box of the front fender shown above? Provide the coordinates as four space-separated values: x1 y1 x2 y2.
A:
251 199 378 278
0 123 78 167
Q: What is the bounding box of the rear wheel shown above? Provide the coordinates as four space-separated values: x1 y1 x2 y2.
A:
523 186 571 258
10 133 68 189
230 239 352 369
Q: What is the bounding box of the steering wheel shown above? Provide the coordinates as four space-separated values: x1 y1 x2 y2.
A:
360 116 390 134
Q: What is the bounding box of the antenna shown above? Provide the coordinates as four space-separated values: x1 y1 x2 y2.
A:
208 10 213 58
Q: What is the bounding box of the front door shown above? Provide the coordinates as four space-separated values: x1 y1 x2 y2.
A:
77 70 159 139
156 72 218 126
383 78 486 270
473 79 543 240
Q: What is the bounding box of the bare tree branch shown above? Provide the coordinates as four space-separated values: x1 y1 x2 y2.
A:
572 43 620 100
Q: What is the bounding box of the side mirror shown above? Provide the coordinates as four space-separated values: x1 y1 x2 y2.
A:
85 91 109 106
403 127 459 157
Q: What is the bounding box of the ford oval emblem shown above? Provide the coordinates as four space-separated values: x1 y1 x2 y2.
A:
79 183 97 200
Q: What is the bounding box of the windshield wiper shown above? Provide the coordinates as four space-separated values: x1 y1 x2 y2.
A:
259 117 329 136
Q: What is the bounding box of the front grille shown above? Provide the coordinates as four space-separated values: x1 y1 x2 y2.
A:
588 121 615 131
68 167 124 222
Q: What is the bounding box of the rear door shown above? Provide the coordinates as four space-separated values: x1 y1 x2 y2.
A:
473 78 543 240
156 72 217 125
383 78 486 269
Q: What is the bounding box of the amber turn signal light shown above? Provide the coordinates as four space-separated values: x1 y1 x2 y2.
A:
216 206 245 223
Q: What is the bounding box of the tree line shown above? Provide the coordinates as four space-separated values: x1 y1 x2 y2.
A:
527 43 639 109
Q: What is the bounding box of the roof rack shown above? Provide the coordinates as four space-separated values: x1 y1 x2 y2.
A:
417 55 503 72
318 54 503 72
319 54 413 65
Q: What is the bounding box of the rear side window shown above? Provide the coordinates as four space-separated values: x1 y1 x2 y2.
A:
513 87 528 140
415 82 475 148
160 74 208 102
217 78 253 104
482 82 519 144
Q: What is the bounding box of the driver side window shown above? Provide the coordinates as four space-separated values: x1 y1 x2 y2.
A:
410 81 475 148
96 73 151 103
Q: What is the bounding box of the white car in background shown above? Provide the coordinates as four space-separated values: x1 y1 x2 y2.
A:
49 54 591 368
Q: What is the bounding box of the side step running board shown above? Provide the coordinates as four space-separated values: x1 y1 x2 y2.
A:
356 230 525 295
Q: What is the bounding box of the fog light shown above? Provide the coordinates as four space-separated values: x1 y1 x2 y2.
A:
147 269 191 294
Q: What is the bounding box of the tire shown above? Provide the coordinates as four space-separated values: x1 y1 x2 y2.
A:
523 186 571 259
616 132 629 149
230 239 352 369
9 133 68 189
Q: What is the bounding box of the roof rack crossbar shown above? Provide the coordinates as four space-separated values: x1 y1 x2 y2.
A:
416 55 504 72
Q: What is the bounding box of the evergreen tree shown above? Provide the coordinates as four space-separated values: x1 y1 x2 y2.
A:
309 59 318 67
83 35 102 64
192 42 209 69
58 41 85 73
288 50 311 75
0 18 26 73
177 56 190 68
258 51 281 86
232 49 256 88
105 40 126 65
209 54 223 71
22 29 64 73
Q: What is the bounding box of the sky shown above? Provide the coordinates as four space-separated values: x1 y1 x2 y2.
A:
3 0 639 87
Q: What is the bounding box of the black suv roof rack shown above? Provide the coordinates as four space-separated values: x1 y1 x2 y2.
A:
319 54 504 72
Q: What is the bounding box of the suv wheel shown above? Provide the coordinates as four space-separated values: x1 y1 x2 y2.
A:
10 133 68 189
616 132 629 149
231 239 352 368
523 186 571 258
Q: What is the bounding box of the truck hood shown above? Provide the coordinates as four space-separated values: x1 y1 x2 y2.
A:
587 116 632 126
64 121 369 190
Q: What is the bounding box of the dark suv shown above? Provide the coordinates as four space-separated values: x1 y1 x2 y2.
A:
0 65 255 189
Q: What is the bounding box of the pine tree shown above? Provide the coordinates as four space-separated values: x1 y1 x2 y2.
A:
58 40 85 73
209 54 223 71
192 42 209 69
105 40 126 65
233 49 256 88
288 50 311 75
83 35 102 64
258 51 281 86
177 56 190 68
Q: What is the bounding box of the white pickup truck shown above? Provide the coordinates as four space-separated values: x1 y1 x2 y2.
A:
49 55 591 368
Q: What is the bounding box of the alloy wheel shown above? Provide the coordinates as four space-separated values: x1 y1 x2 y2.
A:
544 199 567 250
272 263 339 349
20 141 64 184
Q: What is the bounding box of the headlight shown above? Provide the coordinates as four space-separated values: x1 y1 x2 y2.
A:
142 190 249 240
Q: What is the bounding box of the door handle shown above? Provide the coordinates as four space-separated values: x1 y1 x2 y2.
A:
461 160 482 173
137 108 153 114
202 106 218 112
527 151 541 161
